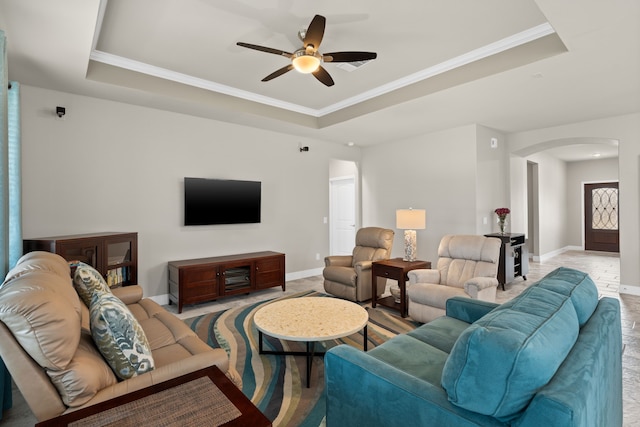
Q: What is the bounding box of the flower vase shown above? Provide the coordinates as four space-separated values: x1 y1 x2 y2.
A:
498 217 507 235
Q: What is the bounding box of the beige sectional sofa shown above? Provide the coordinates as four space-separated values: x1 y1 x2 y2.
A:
0 251 241 422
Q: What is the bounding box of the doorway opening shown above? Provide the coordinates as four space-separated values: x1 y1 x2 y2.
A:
329 160 359 256
526 161 539 259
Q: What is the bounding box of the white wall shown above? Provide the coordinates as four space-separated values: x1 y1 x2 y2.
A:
20 85 359 299
566 158 619 247
508 113 640 291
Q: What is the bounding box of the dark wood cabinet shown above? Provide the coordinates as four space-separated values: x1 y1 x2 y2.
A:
485 233 528 289
168 251 285 313
23 232 138 287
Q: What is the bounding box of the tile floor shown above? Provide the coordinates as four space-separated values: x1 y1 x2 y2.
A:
3 250 638 426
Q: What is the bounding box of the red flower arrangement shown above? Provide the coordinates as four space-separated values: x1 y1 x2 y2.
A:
495 208 510 234
494 208 510 219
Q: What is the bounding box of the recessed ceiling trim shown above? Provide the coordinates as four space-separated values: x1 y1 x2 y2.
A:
90 0 554 119
316 23 556 116
89 50 320 116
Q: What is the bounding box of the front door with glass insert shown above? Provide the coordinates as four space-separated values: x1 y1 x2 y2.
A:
584 182 619 252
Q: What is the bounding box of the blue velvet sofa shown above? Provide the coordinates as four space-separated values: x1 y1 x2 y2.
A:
325 267 622 427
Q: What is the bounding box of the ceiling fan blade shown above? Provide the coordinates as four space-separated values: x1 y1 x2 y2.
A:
237 42 292 58
304 15 326 51
262 64 294 82
323 51 377 63
312 66 334 87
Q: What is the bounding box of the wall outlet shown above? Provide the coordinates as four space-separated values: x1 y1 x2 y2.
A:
483 217 488 225
315 253 320 260
323 216 328 224
490 138 498 148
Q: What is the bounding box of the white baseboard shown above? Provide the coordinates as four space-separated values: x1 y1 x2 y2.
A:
619 284 640 296
147 294 169 306
146 268 324 306
532 246 582 263
285 267 323 281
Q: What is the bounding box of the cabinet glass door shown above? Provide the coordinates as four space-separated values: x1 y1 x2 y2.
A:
105 236 137 287
222 263 252 295
58 242 100 269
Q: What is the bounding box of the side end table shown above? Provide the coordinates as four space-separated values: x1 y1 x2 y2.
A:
371 258 431 317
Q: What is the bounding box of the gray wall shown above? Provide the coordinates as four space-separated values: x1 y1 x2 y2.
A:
524 151 568 257
360 124 509 263
20 85 359 299
19 85 640 298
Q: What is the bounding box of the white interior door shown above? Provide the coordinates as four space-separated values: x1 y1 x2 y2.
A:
330 177 356 255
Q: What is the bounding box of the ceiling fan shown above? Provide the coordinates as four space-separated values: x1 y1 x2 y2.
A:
237 14 377 87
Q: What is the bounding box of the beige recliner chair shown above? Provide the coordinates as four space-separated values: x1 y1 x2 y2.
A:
407 234 501 323
323 227 394 302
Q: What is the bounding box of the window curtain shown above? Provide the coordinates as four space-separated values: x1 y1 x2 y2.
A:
0 28 20 417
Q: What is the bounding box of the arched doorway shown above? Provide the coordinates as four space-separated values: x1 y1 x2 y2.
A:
512 138 619 260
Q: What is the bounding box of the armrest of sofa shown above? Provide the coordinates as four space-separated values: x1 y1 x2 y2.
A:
408 269 440 284
325 345 502 427
464 277 499 297
445 296 499 324
324 255 353 267
111 285 144 305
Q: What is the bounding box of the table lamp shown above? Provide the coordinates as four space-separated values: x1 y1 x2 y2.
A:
396 209 426 262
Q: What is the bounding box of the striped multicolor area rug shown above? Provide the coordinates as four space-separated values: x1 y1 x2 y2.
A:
183 290 420 427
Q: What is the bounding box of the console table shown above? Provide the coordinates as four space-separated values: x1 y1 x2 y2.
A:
371 258 431 317
168 251 285 313
485 233 529 289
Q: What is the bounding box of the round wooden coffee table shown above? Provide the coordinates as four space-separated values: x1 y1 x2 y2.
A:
253 297 369 387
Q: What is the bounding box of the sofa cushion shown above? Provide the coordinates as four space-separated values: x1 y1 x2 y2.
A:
441 286 579 421
72 262 111 307
369 334 449 386
90 292 155 379
407 316 470 354
2 251 71 285
0 270 82 370
47 331 117 407
530 267 598 327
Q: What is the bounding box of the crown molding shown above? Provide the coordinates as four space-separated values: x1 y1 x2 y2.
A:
89 0 555 119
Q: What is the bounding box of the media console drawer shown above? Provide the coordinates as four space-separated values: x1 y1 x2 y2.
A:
168 251 285 313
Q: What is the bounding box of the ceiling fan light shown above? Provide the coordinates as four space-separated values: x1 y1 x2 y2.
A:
292 50 321 74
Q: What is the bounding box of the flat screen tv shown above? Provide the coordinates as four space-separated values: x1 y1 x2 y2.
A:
184 178 261 225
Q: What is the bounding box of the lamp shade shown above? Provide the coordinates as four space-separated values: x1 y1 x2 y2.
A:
396 209 426 230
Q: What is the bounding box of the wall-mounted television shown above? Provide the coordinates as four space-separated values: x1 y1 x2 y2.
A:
184 177 261 226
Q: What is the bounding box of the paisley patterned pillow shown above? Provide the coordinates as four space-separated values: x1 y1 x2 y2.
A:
89 292 154 379
72 262 111 306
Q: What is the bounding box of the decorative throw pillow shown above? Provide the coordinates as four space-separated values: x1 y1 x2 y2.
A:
72 262 111 307
90 292 154 380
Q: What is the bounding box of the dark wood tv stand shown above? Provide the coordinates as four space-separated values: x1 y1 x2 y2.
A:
168 251 285 313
